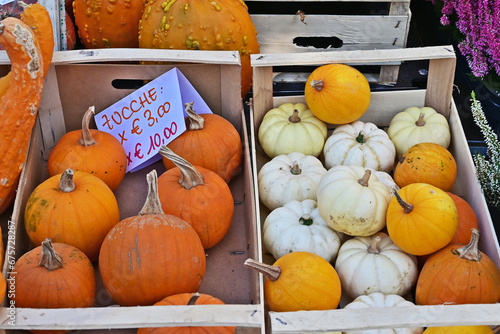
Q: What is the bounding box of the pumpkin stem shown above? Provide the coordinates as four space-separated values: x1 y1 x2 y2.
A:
158 145 204 189
244 258 281 282
59 169 76 193
78 106 97 147
288 109 301 123
394 191 413 214
139 169 165 215
185 101 205 131
310 79 324 92
415 112 426 127
358 169 371 187
290 161 302 175
38 238 64 271
299 214 313 226
367 236 382 254
356 132 365 144
187 292 200 305
457 228 482 261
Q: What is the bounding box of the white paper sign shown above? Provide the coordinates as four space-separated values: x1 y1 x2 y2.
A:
95 67 212 172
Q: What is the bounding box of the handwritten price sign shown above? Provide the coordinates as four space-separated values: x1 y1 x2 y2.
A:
95 68 212 172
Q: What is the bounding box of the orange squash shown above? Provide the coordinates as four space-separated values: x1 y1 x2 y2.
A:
446 192 479 245
304 63 371 125
423 326 494 334
138 0 259 98
99 170 206 306
386 183 458 256
24 169 120 262
73 0 146 48
393 142 457 191
137 293 236 333
0 272 5 302
0 17 44 215
9 239 96 331
416 228 500 305
158 146 234 249
162 102 242 183
245 252 342 312
48 106 128 191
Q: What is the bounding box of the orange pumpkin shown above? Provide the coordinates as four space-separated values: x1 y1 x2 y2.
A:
99 170 206 306
138 0 259 98
10 239 96 333
245 252 342 312
416 228 500 305
158 146 234 249
393 142 457 191
446 192 479 245
386 183 458 256
423 326 494 333
304 63 371 125
24 169 120 262
0 17 44 215
162 102 242 183
0 272 6 302
48 106 128 191
73 0 146 48
137 292 236 333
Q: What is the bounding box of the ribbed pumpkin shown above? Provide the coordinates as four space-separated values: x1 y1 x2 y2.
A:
158 146 234 249
24 169 120 262
10 239 96 333
73 0 146 48
138 0 259 98
245 252 342 312
137 293 235 333
48 106 128 191
162 102 242 183
393 142 457 191
0 272 5 303
386 183 458 256
0 17 44 215
99 170 206 306
258 102 328 158
446 192 479 245
416 228 500 306
304 63 371 125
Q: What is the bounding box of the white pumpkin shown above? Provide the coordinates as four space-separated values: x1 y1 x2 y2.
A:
317 165 391 236
258 152 327 211
335 232 418 299
368 168 399 197
323 120 396 173
258 103 328 158
387 106 451 157
263 199 343 262
342 292 424 334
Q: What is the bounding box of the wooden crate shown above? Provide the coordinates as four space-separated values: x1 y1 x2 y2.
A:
246 0 412 84
249 45 500 333
0 49 264 333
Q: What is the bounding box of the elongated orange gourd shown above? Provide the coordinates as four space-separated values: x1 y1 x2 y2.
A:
0 17 44 214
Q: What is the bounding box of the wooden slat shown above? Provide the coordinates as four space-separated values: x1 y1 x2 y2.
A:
269 304 500 333
250 45 456 67
0 305 262 330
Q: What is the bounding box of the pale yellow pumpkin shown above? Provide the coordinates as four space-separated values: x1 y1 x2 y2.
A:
317 165 391 236
258 103 328 158
387 106 451 157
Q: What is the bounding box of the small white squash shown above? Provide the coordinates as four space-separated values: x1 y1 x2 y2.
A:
323 120 396 173
335 232 418 299
317 165 391 236
258 152 327 211
342 292 424 334
258 103 328 158
387 106 451 157
263 199 343 262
